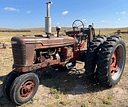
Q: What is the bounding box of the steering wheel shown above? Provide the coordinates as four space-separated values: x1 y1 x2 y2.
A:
72 20 84 30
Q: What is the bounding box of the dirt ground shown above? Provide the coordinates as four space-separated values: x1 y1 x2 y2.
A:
0 34 128 107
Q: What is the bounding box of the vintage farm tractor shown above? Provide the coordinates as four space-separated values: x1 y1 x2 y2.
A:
3 1 126 105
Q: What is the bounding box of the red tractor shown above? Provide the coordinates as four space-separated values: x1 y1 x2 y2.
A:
3 1 126 105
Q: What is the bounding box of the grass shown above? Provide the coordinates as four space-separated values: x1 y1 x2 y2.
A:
21 104 26 107
51 88 60 94
55 95 60 99
3 57 10 60
51 88 58 94
81 102 86 107
0 39 11 42
88 99 95 105
103 96 113 105
60 101 71 106
108 96 113 100
4 39 11 42
103 99 111 105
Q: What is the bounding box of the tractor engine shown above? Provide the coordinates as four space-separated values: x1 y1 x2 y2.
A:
11 35 75 72
62 47 73 61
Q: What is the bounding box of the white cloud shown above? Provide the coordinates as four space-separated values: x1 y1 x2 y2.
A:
118 19 121 21
82 19 87 23
62 11 68 15
82 19 86 21
121 11 126 14
101 20 107 23
27 11 31 13
4 7 19 11
57 23 60 25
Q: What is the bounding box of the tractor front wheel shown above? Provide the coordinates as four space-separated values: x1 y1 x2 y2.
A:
97 35 126 87
10 73 39 105
3 71 17 101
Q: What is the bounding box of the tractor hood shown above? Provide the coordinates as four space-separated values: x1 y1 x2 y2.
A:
11 35 75 49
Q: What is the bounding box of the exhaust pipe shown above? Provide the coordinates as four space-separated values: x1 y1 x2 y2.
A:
45 1 53 35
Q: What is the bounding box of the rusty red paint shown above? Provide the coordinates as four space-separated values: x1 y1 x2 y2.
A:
110 48 120 76
12 36 75 67
39 67 49 72
43 63 47 66
0 42 6 49
78 42 85 49
36 44 42 48
13 67 28 72
20 79 35 98
52 60 58 64
0 43 5 44
0 48 6 49
11 22 96 73
62 47 72 60
57 48 61 52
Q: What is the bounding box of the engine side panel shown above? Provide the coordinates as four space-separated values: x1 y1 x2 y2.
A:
11 35 75 67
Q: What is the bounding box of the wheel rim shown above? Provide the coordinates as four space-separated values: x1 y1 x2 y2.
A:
20 79 35 99
110 45 124 80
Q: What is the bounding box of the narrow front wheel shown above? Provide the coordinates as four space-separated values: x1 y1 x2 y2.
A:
10 73 39 105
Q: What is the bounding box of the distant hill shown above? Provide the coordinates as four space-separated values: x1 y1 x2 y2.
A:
0 27 72 32
21 27 72 32
0 28 14 30
0 27 128 35
95 27 128 35
20 27 128 35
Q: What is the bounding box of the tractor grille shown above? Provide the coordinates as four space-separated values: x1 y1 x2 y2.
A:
12 44 26 66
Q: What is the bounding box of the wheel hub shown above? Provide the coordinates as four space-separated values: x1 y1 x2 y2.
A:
110 48 120 76
20 79 35 98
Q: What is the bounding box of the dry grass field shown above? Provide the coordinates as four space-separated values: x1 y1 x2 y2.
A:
0 28 128 107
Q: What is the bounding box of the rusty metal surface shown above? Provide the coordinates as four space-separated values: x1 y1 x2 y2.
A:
11 19 96 73
66 31 80 35
13 35 75 48
13 57 55 72
11 35 75 67
0 42 6 49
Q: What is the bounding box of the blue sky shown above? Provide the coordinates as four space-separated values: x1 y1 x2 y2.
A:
0 0 128 29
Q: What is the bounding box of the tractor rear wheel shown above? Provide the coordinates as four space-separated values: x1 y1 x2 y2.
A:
85 35 106 82
97 35 126 87
10 73 39 105
3 71 17 101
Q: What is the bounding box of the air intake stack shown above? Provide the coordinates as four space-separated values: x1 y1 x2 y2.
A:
45 1 53 35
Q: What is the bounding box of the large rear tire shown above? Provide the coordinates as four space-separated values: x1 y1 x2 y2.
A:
97 35 126 87
85 35 106 82
10 73 39 105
